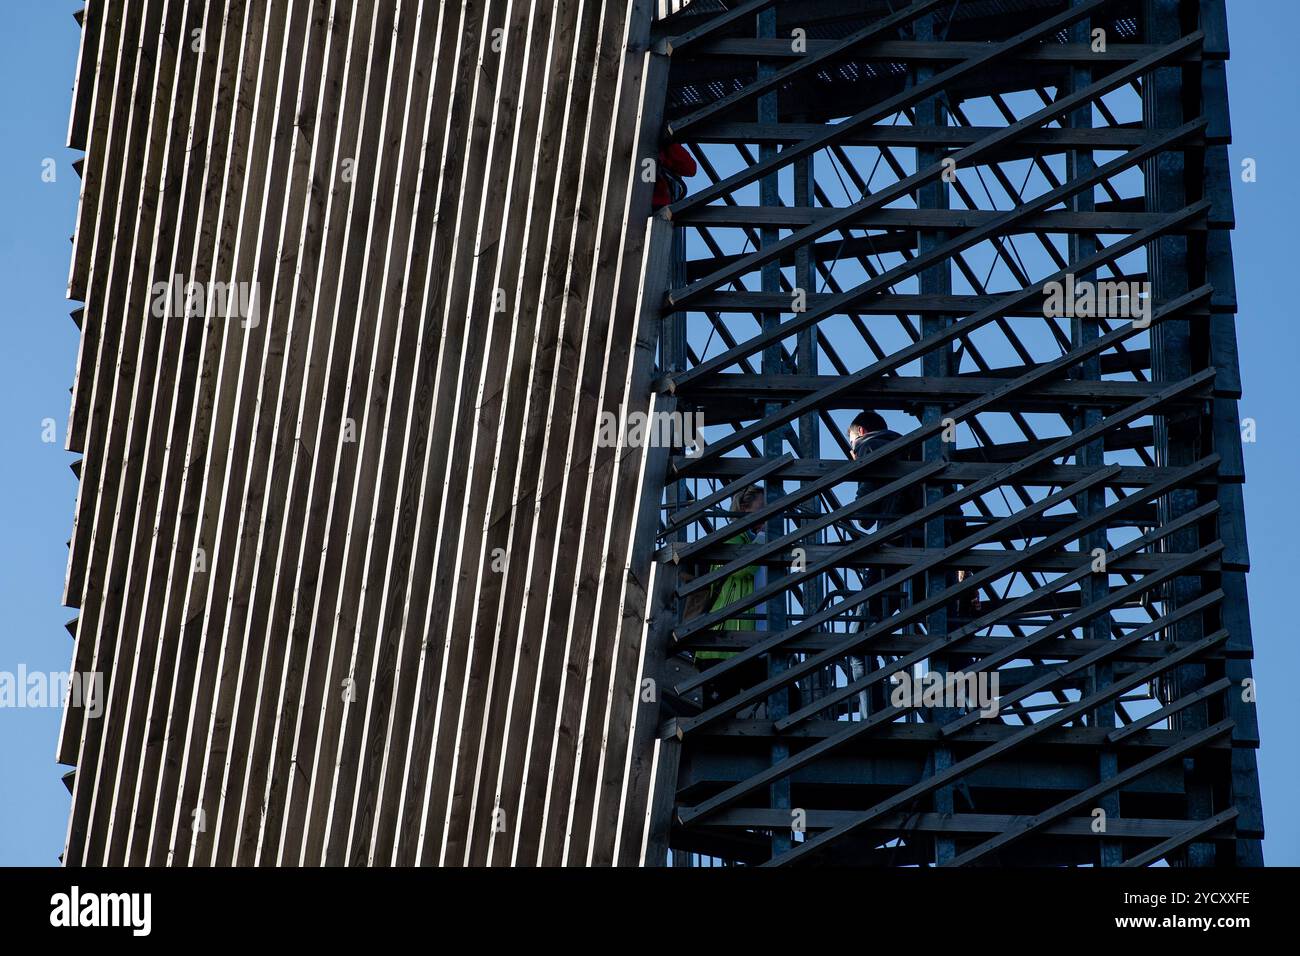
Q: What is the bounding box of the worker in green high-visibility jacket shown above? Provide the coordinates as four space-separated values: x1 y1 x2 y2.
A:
694 485 769 711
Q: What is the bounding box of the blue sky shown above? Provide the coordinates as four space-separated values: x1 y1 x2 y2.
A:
1214 0 1300 865
1 1 1293 866
1 1 84 865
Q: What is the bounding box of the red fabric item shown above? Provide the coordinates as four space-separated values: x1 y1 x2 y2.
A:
652 178 672 209
659 142 696 177
651 144 696 210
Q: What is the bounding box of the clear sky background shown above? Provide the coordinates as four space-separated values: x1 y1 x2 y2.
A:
1 1 1294 866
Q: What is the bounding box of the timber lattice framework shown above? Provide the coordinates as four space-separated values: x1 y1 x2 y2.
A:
58 0 1261 867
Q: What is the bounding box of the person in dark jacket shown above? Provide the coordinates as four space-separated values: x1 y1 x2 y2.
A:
847 409 976 590
844 411 982 715
845 411 916 654
847 410 920 536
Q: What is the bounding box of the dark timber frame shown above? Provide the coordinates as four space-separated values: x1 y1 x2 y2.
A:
643 0 1262 867
56 0 1261 868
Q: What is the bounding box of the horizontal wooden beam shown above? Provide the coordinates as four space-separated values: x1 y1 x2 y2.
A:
676 206 1221 232
689 123 1202 151
707 811 1228 841
668 458 1192 487
688 374 1208 412
690 39 1214 63
685 632 1232 663
673 289 1188 318
683 543 1219 575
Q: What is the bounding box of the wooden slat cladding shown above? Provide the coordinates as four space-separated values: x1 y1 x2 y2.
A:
60 0 673 867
